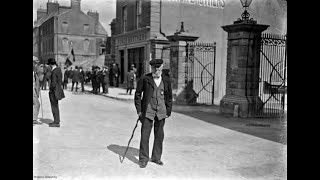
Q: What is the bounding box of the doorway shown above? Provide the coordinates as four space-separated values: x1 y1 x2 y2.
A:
128 47 144 79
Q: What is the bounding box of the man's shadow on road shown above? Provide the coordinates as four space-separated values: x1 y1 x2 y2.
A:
107 144 139 165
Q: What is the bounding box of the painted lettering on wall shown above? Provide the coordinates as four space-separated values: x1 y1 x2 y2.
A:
116 33 146 46
168 0 225 8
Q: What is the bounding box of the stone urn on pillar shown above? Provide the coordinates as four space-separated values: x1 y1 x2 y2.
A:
220 1 269 117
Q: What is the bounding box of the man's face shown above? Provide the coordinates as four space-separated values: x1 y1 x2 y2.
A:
151 64 163 76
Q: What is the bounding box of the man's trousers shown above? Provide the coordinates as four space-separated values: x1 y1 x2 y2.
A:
49 92 60 124
80 81 85 92
71 81 78 92
139 116 165 163
33 89 40 120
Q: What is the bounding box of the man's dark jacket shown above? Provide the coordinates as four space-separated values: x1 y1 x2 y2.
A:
72 69 80 82
134 73 172 120
50 67 65 100
79 70 85 83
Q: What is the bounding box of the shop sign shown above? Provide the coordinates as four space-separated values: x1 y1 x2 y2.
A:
116 33 147 46
168 0 225 8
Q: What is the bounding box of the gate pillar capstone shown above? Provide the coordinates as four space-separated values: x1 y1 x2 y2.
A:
166 22 199 104
220 20 269 117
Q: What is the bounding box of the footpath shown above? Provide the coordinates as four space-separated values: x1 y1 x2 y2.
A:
76 83 286 144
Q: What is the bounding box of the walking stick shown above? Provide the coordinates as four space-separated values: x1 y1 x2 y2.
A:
39 90 44 119
120 118 140 163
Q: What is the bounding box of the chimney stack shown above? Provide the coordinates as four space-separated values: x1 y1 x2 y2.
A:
71 0 81 11
47 1 59 14
87 10 99 33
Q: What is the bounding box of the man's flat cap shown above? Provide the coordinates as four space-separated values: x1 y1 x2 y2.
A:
149 59 163 68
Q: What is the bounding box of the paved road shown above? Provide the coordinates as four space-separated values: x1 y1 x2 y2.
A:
33 89 286 180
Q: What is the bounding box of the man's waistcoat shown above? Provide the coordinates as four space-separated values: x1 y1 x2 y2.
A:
145 80 167 120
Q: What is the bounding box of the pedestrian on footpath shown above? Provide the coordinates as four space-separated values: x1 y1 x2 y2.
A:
126 68 135 95
47 58 65 127
131 64 137 89
33 58 41 124
134 58 173 168
38 65 45 90
102 66 109 94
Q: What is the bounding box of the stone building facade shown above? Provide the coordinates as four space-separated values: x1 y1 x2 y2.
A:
111 0 286 105
33 0 108 70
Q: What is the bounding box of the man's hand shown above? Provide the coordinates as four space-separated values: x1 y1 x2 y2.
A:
138 112 142 122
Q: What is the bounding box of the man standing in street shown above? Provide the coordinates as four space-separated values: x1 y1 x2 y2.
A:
33 59 41 124
102 66 109 94
91 66 98 94
71 66 80 92
112 63 119 87
63 67 69 90
68 67 73 86
47 58 65 127
134 59 173 168
79 66 85 92
44 64 52 90
38 65 45 90
96 66 102 93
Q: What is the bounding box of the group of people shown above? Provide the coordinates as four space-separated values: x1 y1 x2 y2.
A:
35 64 54 90
33 58 65 127
33 57 172 169
62 66 86 92
60 63 124 95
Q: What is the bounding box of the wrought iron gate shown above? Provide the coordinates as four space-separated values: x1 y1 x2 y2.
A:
185 42 217 105
256 33 287 117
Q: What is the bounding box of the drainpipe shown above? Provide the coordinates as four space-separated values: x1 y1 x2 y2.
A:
159 0 166 37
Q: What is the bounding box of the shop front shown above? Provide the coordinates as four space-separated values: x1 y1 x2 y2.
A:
114 28 150 85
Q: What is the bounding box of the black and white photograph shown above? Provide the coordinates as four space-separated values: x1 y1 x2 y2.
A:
33 0 287 179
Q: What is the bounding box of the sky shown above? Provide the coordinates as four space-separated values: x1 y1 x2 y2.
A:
33 0 116 35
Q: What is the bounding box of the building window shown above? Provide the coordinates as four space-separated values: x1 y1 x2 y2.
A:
48 38 50 53
83 24 89 34
44 39 47 54
62 22 68 33
62 38 69 53
41 42 43 53
83 39 90 54
122 6 127 33
52 37 54 52
49 23 52 34
136 0 142 29
100 45 106 55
